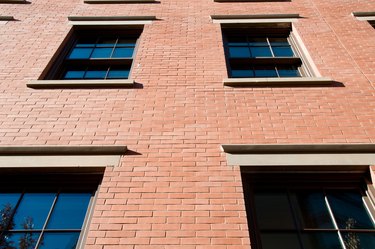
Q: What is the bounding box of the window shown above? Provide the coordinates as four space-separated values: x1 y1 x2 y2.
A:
242 172 375 249
44 27 141 80
0 172 102 249
223 25 304 78
353 12 375 29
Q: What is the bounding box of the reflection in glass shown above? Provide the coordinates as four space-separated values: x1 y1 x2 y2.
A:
250 47 272 57
261 233 301 249
64 70 85 79
68 48 93 59
117 38 137 46
91 48 113 59
85 69 107 79
47 193 91 229
301 232 343 249
13 193 55 230
39 232 80 249
278 66 300 77
254 190 295 230
342 232 375 249
228 47 250 58
2 232 40 249
254 67 278 77
295 191 334 229
328 190 375 229
107 68 130 79
0 193 21 230
112 48 134 58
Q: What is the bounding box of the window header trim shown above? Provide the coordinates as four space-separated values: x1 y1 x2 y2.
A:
221 144 375 166
353 12 375 21
211 14 300 24
68 16 156 25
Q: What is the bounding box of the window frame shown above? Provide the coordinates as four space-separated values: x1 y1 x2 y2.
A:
211 15 333 87
28 16 156 88
0 169 103 249
241 171 375 249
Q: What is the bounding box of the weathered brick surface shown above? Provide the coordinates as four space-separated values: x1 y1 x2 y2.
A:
1 0 375 248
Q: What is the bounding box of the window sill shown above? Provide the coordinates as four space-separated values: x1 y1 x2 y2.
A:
84 0 156 3
214 0 290 2
27 79 135 88
223 77 334 87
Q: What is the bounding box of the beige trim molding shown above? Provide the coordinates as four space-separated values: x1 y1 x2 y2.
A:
214 0 290 2
84 0 156 3
223 77 333 87
221 144 375 166
27 79 135 88
68 16 156 25
352 12 375 21
0 145 127 168
211 14 300 24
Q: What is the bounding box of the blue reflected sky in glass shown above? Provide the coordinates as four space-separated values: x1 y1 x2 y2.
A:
250 47 272 57
261 232 301 249
272 47 294 57
228 47 250 58
301 232 343 249
39 232 80 249
327 190 375 229
295 191 334 229
278 67 300 77
13 193 55 230
47 193 91 230
0 193 21 230
112 48 134 58
64 70 85 79
107 69 130 79
231 69 253 78
91 48 113 59
342 232 375 249
254 67 278 77
3 232 40 249
84 70 107 79
68 48 93 59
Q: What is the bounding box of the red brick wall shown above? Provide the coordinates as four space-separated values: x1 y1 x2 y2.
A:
1 0 375 248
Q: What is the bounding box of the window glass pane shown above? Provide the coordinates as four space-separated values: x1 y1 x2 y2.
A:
254 190 295 229
327 190 375 229
63 70 85 79
0 193 21 230
47 193 91 229
342 232 375 249
248 38 268 46
294 191 334 229
301 232 343 249
84 69 107 79
269 38 289 46
75 37 96 47
68 48 93 59
2 232 40 249
13 193 55 230
39 232 80 249
260 233 301 249
107 68 130 79
231 69 254 78
227 36 247 46
272 47 294 57
96 37 116 47
91 48 113 59
112 48 134 58
254 66 278 77
277 66 300 77
117 38 137 47
249 47 272 57
228 47 250 58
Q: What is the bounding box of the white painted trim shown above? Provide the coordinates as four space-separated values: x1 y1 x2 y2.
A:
223 77 333 86
68 20 153 25
226 153 375 166
28 79 135 88
213 18 298 24
352 12 375 21
0 155 122 168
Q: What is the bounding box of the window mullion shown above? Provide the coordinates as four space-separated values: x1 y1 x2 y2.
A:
34 191 59 249
324 192 347 249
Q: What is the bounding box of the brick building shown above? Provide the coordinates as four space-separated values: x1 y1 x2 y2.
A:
0 0 375 248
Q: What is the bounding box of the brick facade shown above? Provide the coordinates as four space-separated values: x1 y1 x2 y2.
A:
1 0 375 248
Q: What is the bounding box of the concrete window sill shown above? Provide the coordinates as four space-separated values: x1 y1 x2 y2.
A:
84 0 156 3
27 79 135 88
223 77 334 87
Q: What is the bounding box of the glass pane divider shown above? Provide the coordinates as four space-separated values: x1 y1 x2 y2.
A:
324 194 347 249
